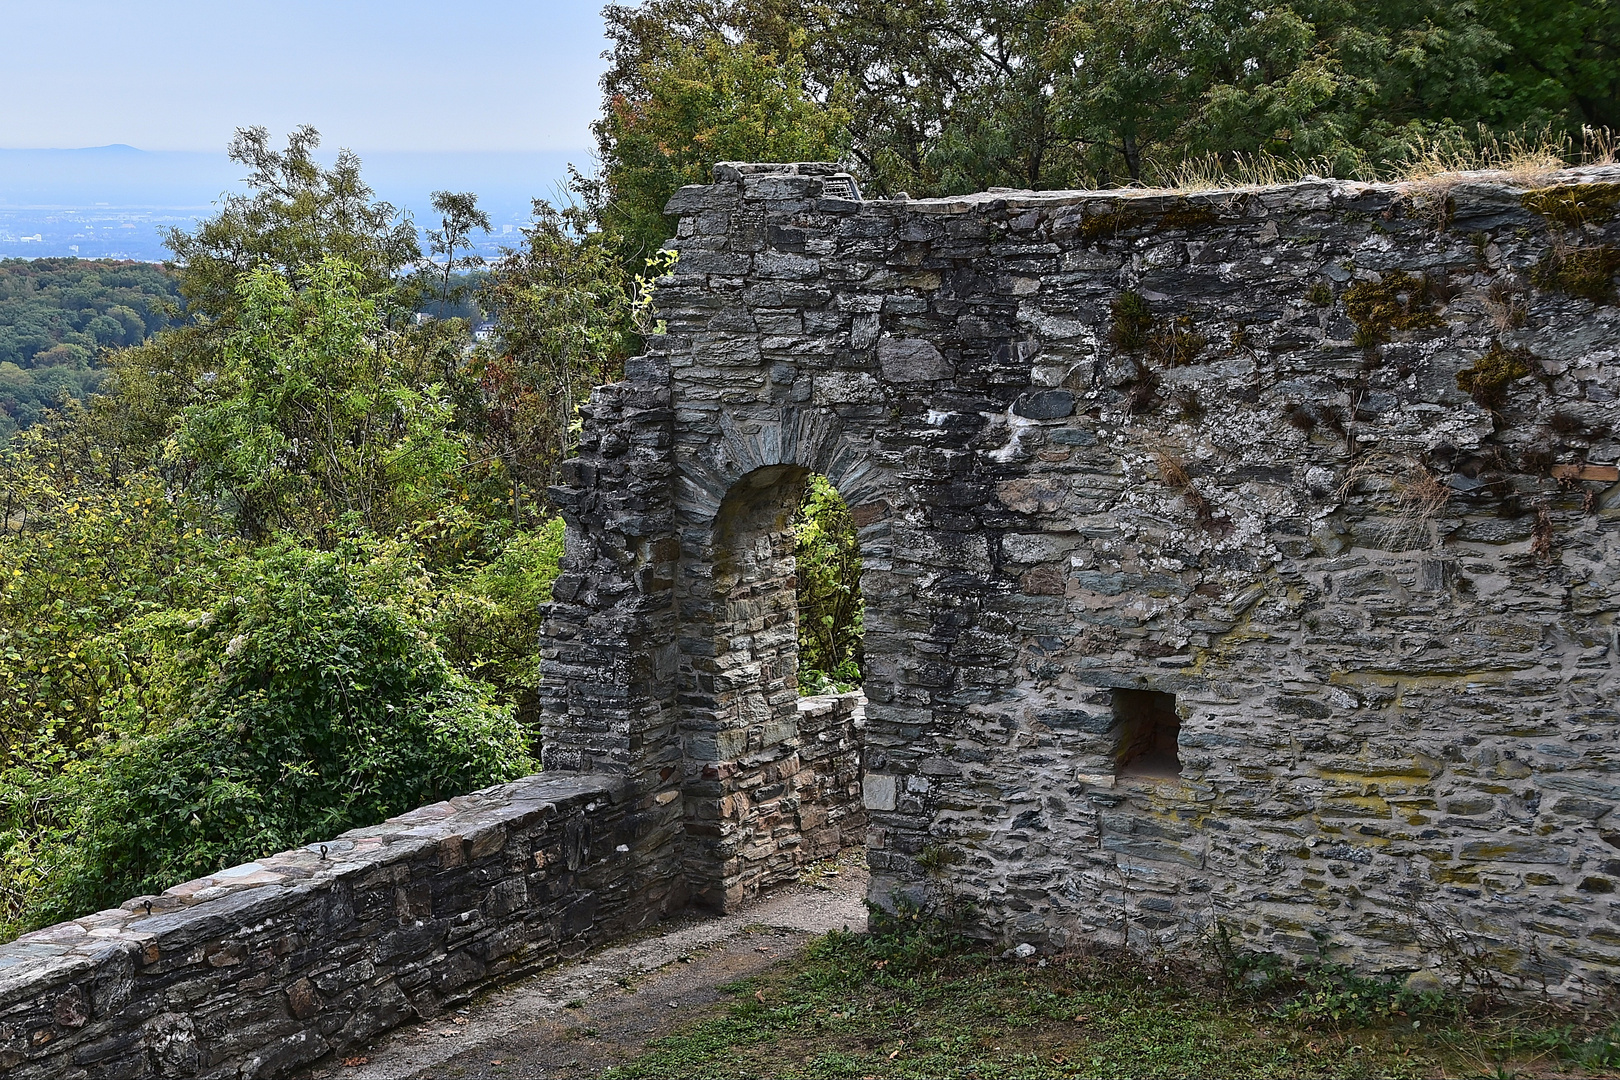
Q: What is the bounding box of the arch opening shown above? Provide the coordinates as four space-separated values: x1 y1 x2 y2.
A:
792 474 864 697
680 465 867 911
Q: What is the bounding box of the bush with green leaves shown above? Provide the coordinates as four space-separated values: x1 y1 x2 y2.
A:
171 257 465 543
794 475 863 693
434 516 567 740
0 537 533 934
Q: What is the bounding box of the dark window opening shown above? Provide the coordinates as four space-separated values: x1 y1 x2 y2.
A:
1112 689 1181 778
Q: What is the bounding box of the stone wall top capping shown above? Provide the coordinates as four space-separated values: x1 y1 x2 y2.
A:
0 767 631 1016
685 161 1620 219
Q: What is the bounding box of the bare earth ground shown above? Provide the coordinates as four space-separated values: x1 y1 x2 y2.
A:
305 855 870 1080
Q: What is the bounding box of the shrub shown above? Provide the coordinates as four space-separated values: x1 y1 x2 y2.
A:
0 538 533 932
795 476 863 692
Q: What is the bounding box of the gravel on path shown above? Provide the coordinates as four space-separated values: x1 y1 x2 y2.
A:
305 858 869 1080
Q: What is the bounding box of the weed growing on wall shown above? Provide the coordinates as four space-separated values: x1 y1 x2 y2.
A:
1343 271 1443 342
1531 241 1620 302
1521 182 1620 227
1109 291 1154 350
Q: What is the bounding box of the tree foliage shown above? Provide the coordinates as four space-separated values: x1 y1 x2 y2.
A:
0 128 609 937
165 125 422 324
794 475 863 693
2 538 530 928
594 16 848 265
425 190 492 308
595 0 1617 209
0 259 181 437
473 201 638 517
170 259 464 543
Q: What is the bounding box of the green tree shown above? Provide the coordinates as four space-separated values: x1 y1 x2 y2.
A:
165 125 421 323
170 258 465 543
475 201 638 518
102 127 423 456
594 27 847 266
0 408 232 767
597 0 1613 208
1476 0 1620 132
1 538 531 932
425 190 492 308
0 130 572 941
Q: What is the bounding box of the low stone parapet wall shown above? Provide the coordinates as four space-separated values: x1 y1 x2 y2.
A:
0 773 671 1079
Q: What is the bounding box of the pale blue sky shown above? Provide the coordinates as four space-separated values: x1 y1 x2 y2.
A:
0 0 609 152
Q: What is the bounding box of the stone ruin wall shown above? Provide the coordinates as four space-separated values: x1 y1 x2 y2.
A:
542 162 1620 997
0 775 663 1078
3 162 1618 1078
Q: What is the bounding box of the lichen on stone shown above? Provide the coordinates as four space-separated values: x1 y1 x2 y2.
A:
1343 271 1443 341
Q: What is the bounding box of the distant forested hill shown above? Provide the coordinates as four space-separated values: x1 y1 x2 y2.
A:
0 258 181 436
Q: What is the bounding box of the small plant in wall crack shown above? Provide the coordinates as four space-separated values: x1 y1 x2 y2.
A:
1482 277 1529 330
1153 450 1232 535
1124 357 1162 413
1110 290 1155 351
1530 503 1557 561
1531 236 1620 303
1147 317 1208 367
630 248 679 336
1456 342 1534 412
1344 270 1443 344
1337 453 1453 547
1153 450 1192 488
872 843 976 956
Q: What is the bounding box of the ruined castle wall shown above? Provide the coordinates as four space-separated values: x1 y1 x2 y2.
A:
0 775 673 1079
546 162 1620 995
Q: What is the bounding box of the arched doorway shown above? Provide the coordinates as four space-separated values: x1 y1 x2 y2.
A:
678 464 867 910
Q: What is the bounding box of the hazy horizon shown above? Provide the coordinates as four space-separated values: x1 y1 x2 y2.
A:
0 142 592 262
2 1 612 261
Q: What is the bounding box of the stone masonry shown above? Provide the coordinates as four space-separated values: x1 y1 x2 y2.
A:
542 162 1620 997
0 774 673 1078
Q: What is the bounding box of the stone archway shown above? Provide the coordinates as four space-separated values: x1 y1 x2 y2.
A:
674 408 889 909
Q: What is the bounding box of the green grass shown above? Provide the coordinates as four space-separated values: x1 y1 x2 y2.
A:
605 919 1620 1080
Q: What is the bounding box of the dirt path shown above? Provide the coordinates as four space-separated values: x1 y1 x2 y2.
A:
309 858 869 1080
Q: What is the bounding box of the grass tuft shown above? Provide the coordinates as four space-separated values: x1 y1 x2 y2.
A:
605 918 1620 1080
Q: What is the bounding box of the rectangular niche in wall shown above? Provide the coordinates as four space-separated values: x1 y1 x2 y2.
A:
1111 689 1181 778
